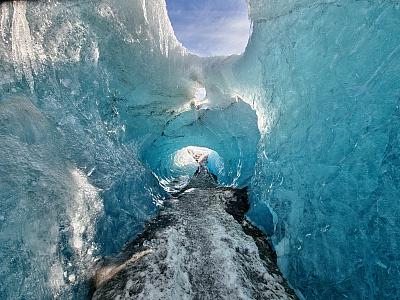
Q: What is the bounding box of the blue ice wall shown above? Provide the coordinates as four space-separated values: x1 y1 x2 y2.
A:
142 100 260 190
0 1 181 298
0 1 259 298
240 1 400 299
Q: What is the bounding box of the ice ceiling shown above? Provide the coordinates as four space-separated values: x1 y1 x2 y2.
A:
0 1 399 299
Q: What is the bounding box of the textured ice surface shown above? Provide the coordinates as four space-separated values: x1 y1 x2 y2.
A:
242 1 400 299
143 99 260 190
0 1 178 298
0 0 399 299
0 1 258 298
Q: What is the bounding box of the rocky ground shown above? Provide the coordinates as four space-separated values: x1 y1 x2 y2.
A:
91 169 298 300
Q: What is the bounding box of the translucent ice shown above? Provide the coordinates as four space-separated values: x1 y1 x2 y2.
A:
242 1 400 299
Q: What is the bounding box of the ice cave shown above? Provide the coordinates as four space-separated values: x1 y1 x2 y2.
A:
0 0 399 299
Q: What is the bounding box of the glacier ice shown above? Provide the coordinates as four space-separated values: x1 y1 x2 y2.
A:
0 0 399 299
0 1 176 297
243 1 400 299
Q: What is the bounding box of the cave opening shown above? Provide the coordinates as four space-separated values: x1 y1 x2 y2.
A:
174 146 223 176
154 146 223 192
165 0 251 57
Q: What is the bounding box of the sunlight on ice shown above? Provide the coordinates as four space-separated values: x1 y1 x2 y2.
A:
69 168 103 254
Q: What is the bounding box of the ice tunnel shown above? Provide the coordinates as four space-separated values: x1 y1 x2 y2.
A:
141 98 260 191
0 0 400 299
152 146 223 192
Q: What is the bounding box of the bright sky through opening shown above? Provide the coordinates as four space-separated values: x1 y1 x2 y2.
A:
166 0 251 57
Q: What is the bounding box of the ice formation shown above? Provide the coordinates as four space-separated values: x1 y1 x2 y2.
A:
0 0 399 299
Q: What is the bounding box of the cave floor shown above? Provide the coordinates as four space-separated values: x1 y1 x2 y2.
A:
92 169 298 300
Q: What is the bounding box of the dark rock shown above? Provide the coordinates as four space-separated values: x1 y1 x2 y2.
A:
91 168 298 299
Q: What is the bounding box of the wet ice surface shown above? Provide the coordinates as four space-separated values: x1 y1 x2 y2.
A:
92 169 297 300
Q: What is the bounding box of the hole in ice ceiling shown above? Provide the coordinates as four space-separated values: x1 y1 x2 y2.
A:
166 0 250 57
191 86 209 110
194 87 206 101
